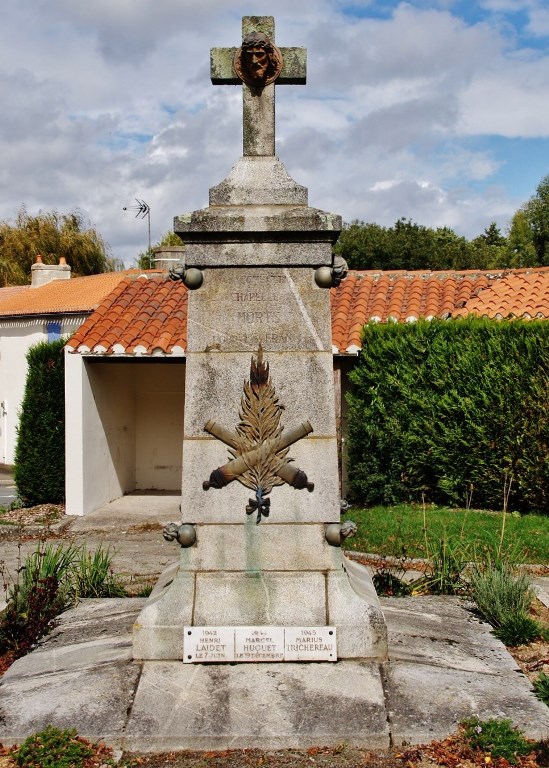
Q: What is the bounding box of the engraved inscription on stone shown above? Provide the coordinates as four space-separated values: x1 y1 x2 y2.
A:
234 626 285 661
184 626 337 662
183 626 235 663
284 626 337 661
188 267 330 353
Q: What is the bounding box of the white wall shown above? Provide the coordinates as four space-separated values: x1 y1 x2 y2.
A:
66 354 185 516
0 316 85 465
134 364 185 489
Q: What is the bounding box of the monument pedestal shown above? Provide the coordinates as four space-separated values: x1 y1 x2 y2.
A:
133 14 387 666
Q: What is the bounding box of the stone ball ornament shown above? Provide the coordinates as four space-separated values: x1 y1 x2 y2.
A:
168 263 203 290
314 266 333 289
163 523 197 548
183 267 204 290
325 520 358 547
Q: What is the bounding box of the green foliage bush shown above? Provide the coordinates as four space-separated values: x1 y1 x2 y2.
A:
468 564 546 646
533 671 549 706
13 726 94 768
14 339 65 506
469 565 535 627
0 542 127 658
347 317 549 513
462 717 534 763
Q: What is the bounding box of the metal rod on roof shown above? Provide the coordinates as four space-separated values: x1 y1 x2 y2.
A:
123 199 152 268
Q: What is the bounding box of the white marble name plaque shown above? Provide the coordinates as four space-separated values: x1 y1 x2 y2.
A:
284 627 337 661
184 626 336 663
234 626 285 661
184 626 234 663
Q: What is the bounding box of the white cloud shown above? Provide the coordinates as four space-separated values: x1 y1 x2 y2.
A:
0 0 547 264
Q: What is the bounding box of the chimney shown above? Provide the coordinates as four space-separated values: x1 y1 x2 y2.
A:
151 246 185 272
31 255 71 287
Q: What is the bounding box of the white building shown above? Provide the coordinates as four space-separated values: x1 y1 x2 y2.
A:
0 259 142 466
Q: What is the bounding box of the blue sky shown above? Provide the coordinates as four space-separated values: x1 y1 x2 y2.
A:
0 0 548 265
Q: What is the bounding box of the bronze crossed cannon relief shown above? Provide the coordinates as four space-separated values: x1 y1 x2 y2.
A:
203 347 314 523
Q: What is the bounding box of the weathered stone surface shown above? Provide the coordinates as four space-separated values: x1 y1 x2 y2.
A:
380 596 521 673
383 662 549 745
124 660 389 751
181 437 340 524
185 241 333 268
175 204 341 240
327 570 388 660
0 662 141 748
208 157 308 206
193 572 326 626
186 268 332 352
133 570 195 660
177 522 342 572
0 598 144 747
183 351 337 435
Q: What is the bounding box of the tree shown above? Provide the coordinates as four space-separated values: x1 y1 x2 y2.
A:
506 209 538 268
137 230 183 270
0 207 114 287
14 340 65 506
519 174 549 266
471 222 508 269
335 219 476 271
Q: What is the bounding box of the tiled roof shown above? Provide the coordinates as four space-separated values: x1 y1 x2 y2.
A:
453 269 549 320
60 267 549 358
0 285 30 309
0 270 146 317
330 267 549 352
65 275 187 356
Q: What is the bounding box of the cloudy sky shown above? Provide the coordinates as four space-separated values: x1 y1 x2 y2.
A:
1 0 548 265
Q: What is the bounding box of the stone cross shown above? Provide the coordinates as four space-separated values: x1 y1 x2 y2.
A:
210 16 306 157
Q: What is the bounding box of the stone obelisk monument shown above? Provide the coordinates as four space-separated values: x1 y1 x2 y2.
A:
133 15 386 664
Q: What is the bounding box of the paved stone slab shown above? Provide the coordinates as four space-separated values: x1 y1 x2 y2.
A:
383 662 549 746
381 596 519 674
124 660 389 752
3 592 549 751
0 599 146 748
381 595 549 745
0 662 141 747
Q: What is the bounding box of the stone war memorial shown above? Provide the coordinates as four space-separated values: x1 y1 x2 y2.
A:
131 15 388 748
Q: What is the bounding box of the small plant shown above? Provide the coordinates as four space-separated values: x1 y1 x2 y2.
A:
469 565 534 627
534 671 549 706
69 545 127 600
372 568 410 597
462 717 534 764
135 582 154 598
493 613 545 646
418 535 469 595
13 726 95 768
0 542 127 660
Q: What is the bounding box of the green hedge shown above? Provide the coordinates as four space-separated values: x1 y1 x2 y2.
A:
14 340 65 506
347 317 549 513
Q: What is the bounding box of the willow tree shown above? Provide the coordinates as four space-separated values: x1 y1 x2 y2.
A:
0 207 114 287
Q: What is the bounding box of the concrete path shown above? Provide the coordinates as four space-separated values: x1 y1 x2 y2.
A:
1 593 548 752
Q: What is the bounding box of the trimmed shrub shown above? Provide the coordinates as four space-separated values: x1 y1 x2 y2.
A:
14 339 65 505
347 317 549 512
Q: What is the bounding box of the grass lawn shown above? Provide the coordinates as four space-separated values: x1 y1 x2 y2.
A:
344 504 549 565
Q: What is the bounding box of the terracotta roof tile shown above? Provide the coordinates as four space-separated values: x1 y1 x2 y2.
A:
66 274 188 356
329 267 549 352
0 270 149 317
60 266 549 358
